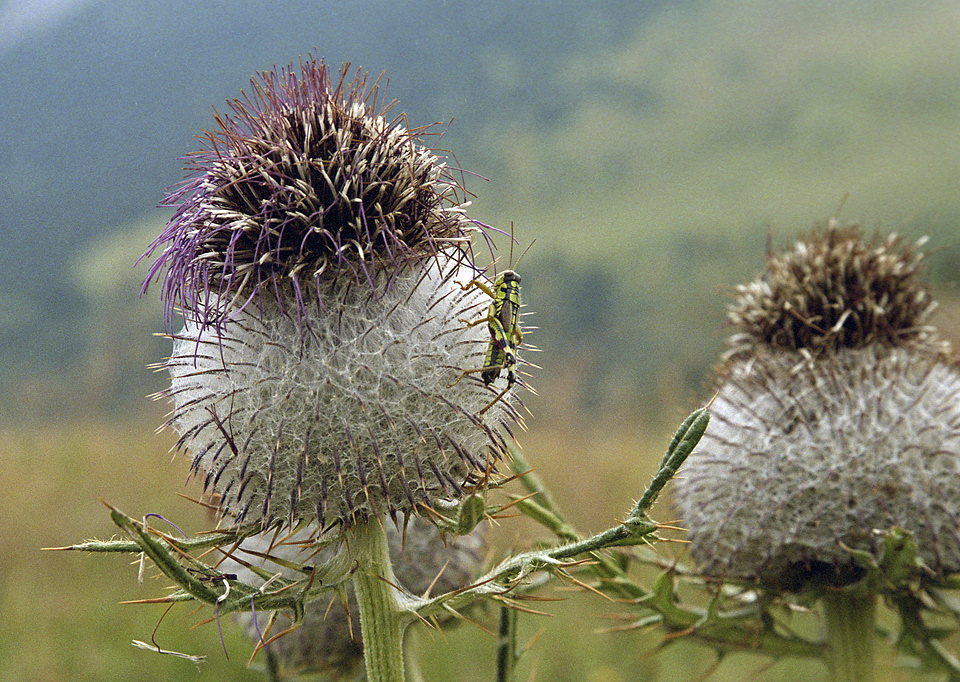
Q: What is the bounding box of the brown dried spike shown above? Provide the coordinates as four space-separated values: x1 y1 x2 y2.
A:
724 223 944 361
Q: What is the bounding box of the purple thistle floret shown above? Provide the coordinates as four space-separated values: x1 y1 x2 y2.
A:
142 56 479 329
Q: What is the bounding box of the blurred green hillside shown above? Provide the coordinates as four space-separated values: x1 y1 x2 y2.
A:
472 0 960 237
18 0 960 425
466 0 960 411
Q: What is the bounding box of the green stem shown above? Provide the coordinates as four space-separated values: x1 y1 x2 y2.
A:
496 605 519 682
350 521 407 682
821 588 876 682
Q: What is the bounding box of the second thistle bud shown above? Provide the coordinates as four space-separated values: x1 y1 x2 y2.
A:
674 224 960 589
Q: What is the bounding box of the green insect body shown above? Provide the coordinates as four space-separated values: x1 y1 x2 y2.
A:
480 270 523 386
450 269 524 414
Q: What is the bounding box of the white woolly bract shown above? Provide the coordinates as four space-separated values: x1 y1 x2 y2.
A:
673 346 960 586
163 256 516 527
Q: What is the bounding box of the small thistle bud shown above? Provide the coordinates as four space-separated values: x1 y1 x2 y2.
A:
142 58 520 530
674 224 960 590
222 519 487 680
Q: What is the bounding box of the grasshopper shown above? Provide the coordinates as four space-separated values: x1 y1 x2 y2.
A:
450 228 529 415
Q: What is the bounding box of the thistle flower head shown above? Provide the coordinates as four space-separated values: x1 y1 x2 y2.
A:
143 58 523 530
725 223 943 362
142 56 478 329
674 224 960 590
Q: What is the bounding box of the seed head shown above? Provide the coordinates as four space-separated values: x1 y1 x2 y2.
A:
674 224 960 590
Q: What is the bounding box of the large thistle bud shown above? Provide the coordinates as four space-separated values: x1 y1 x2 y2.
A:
141 57 520 531
673 223 960 590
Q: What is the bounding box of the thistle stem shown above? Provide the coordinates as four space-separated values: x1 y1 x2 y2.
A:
351 521 407 682
821 588 876 682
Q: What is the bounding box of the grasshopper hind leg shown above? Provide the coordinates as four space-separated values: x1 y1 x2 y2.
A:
477 355 517 416
478 384 512 416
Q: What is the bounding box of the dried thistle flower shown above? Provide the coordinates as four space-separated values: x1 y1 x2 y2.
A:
143 57 475 330
141 57 520 531
725 225 945 360
674 223 960 590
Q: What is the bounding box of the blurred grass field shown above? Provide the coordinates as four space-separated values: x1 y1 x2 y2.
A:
5 411 682 681
4 406 951 682
0 416 702 682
